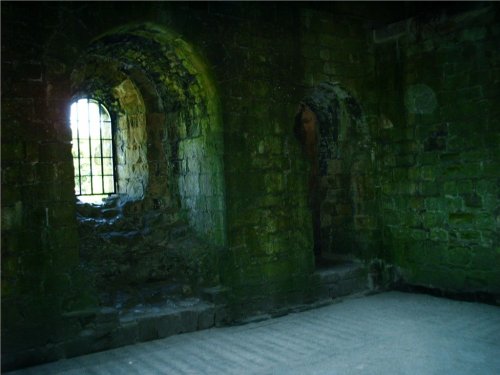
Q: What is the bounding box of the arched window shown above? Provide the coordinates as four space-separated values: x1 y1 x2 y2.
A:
70 98 116 204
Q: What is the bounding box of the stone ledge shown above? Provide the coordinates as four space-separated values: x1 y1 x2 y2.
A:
2 299 222 372
3 269 369 372
316 262 367 283
315 261 369 299
231 262 370 325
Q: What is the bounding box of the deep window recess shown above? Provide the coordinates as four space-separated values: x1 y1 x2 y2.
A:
70 98 116 204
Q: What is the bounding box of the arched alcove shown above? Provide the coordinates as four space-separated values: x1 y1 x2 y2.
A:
295 82 374 265
71 23 226 247
37 21 228 298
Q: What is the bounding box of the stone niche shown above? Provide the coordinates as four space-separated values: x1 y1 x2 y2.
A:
67 23 226 305
295 82 375 264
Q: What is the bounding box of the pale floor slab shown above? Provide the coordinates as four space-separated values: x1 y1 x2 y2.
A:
8 291 500 375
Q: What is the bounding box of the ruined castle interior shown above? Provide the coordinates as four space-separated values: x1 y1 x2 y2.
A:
2 1 499 373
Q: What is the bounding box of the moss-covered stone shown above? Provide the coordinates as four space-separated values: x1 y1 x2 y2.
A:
2 2 500 371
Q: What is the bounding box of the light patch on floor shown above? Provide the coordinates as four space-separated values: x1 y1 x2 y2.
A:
7 291 500 375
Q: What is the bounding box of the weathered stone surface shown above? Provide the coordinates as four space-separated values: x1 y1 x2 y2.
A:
368 3 500 298
2 2 499 373
314 262 368 299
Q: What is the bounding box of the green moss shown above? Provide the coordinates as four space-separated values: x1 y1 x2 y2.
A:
449 212 475 225
423 211 447 228
446 246 472 267
430 228 449 242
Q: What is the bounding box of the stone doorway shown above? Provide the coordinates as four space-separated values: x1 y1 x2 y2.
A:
294 82 372 267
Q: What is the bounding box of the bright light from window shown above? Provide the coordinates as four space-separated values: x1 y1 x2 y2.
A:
70 98 115 205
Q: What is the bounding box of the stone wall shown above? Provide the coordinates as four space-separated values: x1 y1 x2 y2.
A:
299 7 382 262
214 4 318 314
113 79 149 200
1 2 499 371
1 2 315 368
298 4 499 294
1 4 98 368
373 5 500 293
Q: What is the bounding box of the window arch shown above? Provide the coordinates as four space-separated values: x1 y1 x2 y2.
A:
68 23 225 246
295 82 373 264
70 98 116 204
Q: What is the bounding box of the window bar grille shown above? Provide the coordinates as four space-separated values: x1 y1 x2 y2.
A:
87 99 94 195
113 114 118 194
73 99 116 196
76 101 82 195
99 102 105 194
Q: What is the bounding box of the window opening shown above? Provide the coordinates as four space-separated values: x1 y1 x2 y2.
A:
70 98 116 204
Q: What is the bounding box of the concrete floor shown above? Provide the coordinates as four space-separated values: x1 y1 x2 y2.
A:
8 291 500 375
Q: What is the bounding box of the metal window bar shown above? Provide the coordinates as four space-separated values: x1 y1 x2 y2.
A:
76 101 82 195
103 105 115 195
111 114 118 194
99 103 105 193
87 99 93 195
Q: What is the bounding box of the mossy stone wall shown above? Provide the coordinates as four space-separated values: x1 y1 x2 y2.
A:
1 3 314 367
299 7 382 261
373 5 500 293
299 4 499 293
198 4 315 315
1 2 499 371
2 4 98 367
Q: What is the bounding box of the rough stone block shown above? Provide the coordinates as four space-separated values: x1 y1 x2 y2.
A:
443 181 457 195
417 152 440 166
323 61 336 75
420 166 438 181
482 161 498 178
317 33 339 47
446 196 464 212
319 49 330 61
460 27 487 42
179 309 199 333
138 316 161 342
1 345 60 373
2 142 25 161
417 181 439 197
446 246 472 267
201 286 230 304
197 306 215 330
373 19 408 43
423 211 447 228
159 312 183 337
38 142 71 163
1 201 23 231
110 321 138 349
214 306 229 326
430 228 449 242
462 193 483 208
92 322 118 339
424 197 447 211
459 230 482 241
449 212 475 225
410 229 428 241
89 333 115 354
64 334 93 359
1 165 25 185
339 277 367 296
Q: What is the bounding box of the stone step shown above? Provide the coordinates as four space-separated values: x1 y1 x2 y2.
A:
61 298 224 360
201 285 231 305
3 268 369 371
314 261 369 299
